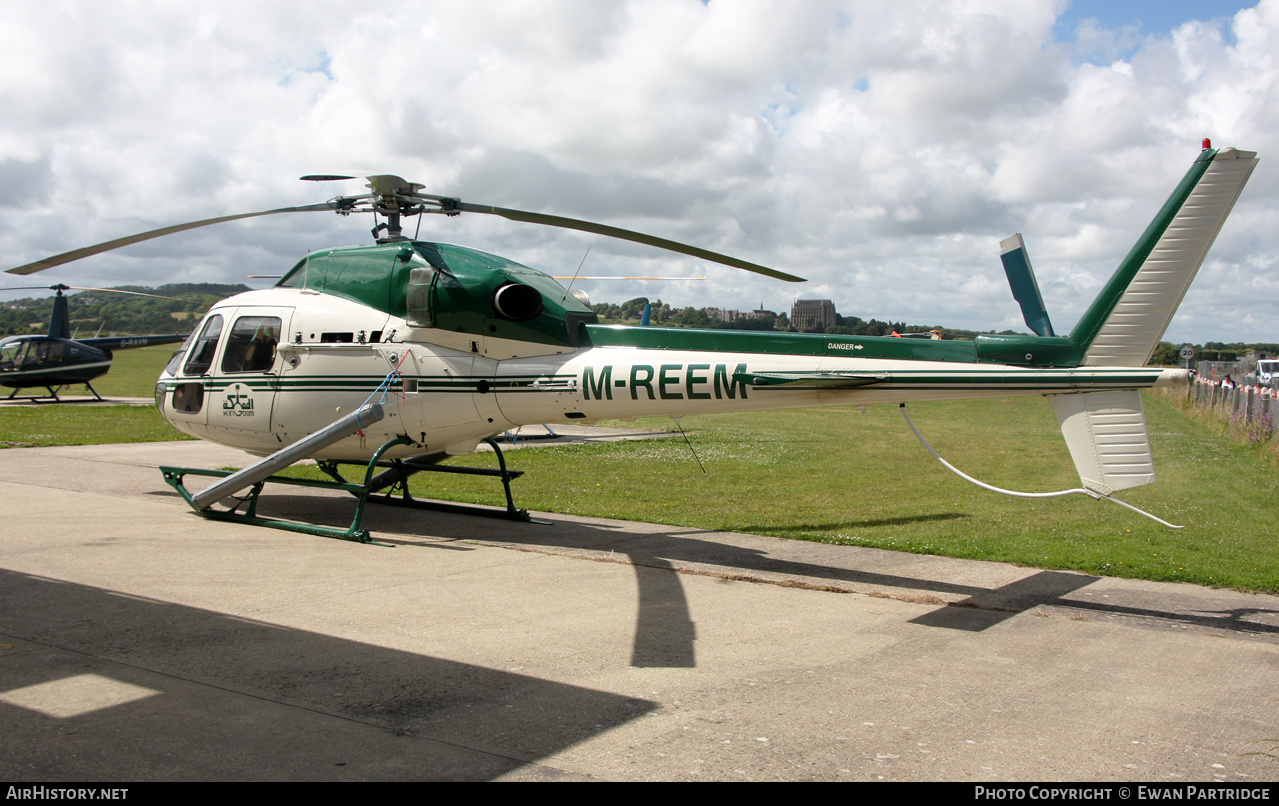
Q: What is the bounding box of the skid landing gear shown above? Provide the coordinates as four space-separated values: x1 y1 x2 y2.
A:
161 435 547 545
5 382 102 402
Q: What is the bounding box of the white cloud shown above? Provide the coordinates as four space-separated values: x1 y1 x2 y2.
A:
0 0 1274 344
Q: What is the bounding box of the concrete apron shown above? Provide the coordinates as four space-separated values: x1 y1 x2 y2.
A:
0 440 1276 781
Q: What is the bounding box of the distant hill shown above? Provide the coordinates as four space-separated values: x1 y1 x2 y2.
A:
0 284 250 337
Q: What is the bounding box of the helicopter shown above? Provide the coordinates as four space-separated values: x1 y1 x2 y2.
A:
5 143 1258 540
0 284 190 401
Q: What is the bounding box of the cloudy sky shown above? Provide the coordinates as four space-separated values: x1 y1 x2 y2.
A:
1 0 1274 344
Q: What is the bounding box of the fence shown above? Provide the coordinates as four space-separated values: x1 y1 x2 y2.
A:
1177 378 1277 445
1195 360 1245 383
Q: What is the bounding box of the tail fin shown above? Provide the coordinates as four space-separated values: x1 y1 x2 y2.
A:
48 289 71 340
1071 146 1257 367
1051 390 1155 495
1049 146 1256 499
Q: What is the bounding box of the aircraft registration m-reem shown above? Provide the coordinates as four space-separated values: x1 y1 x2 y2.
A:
6 144 1257 539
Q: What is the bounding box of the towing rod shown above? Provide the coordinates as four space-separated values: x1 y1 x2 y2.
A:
190 403 384 510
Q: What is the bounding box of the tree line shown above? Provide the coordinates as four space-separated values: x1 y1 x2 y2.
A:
594 298 1275 365
0 284 250 337
589 296 954 337
1149 341 1278 365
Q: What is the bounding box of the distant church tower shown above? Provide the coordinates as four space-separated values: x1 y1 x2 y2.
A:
791 299 836 332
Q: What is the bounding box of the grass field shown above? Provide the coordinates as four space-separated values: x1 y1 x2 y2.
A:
0 405 192 447
0 344 194 446
385 396 1279 592
93 343 179 397
4 346 1276 592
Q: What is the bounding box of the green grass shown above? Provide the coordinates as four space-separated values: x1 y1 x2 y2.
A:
0 405 193 447
94 344 180 398
1148 385 1279 467
1 346 193 446
356 395 1278 593
5 343 1277 592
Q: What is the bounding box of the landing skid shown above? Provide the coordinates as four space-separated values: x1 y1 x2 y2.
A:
5 382 103 403
495 423 560 444
161 435 547 544
6 385 60 402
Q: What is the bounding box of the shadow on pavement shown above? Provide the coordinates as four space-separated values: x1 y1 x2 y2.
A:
0 569 655 781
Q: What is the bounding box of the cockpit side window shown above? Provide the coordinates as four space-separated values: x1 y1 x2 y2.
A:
183 314 223 376
164 344 188 376
0 340 27 371
23 341 50 368
221 316 281 374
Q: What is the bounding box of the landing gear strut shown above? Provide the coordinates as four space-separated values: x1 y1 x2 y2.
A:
161 435 545 544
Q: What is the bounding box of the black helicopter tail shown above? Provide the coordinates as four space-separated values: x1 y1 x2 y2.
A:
79 334 187 351
48 290 71 340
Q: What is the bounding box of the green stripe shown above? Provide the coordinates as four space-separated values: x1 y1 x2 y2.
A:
585 325 979 362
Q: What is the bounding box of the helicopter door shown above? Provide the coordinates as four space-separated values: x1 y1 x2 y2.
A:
210 309 291 443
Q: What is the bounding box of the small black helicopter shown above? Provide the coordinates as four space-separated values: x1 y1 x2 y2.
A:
0 284 190 401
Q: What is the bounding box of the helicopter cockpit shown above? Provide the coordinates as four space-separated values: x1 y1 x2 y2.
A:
1 336 67 373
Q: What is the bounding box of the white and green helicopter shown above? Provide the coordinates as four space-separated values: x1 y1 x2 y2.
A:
6 144 1257 541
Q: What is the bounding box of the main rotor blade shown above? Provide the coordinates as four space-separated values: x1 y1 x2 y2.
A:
67 286 207 305
6 202 337 276
454 202 805 283
0 284 201 304
551 276 707 281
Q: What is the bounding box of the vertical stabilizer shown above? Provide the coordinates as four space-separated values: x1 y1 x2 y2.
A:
1072 147 1257 366
1051 390 1156 494
48 290 71 340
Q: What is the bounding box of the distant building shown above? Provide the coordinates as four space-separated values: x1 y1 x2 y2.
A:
791 299 836 332
707 307 776 324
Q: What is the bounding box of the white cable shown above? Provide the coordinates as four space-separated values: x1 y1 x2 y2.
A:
1095 495 1184 529
898 404 1183 529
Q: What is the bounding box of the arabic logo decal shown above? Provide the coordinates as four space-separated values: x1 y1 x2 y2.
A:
223 383 256 416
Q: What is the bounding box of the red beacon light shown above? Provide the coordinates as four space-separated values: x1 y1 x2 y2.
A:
1203 137 1212 150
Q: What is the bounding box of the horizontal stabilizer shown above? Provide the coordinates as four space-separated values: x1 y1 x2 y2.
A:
1050 390 1155 495
999 234 1055 337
